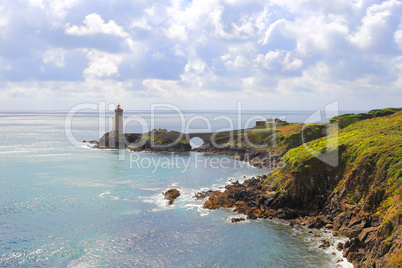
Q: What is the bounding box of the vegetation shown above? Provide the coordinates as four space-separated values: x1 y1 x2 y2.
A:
329 107 401 129
125 129 190 150
261 111 402 243
209 123 328 155
386 249 402 268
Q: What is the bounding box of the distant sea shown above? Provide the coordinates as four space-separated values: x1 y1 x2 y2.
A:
0 110 359 267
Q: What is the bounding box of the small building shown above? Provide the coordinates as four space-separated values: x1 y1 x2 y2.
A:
256 118 288 127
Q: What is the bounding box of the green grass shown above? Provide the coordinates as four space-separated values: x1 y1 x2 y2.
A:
329 107 401 129
207 123 327 155
268 111 402 219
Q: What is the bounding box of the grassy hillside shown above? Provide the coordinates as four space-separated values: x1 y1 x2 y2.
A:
126 129 191 151
266 111 401 217
210 123 328 155
329 107 401 129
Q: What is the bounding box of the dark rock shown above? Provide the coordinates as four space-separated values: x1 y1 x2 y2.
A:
194 190 221 200
337 242 344 251
304 216 324 229
163 189 180 205
343 221 368 238
247 208 262 219
333 212 351 231
346 252 363 264
343 238 361 259
358 227 377 243
348 216 361 228
319 240 330 248
231 217 245 223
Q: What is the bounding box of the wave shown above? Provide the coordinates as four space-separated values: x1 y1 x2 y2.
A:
98 191 119 200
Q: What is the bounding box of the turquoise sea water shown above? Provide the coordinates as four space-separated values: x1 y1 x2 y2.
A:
0 111 353 267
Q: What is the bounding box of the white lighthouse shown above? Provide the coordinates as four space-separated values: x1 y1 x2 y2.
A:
113 104 123 136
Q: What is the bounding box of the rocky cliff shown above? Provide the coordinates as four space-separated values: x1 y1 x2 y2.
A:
199 109 402 267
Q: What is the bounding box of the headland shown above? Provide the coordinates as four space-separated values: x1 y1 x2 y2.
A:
92 107 402 267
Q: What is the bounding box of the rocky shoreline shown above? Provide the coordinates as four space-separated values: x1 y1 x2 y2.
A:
196 175 401 267
192 111 402 268
92 109 401 267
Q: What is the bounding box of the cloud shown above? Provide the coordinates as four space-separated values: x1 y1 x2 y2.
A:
65 13 129 37
48 0 78 19
142 78 223 99
83 50 123 79
130 17 152 31
165 23 188 41
42 48 65 67
349 0 402 51
255 50 303 71
0 0 401 111
25 0 45 9
220 44 254 70
396 30 402 48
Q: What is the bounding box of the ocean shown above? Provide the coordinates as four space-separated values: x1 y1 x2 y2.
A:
0 110 354 267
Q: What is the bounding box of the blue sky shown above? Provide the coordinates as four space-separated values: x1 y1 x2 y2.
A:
0 0 401 111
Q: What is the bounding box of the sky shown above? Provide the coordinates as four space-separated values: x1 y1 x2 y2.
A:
0 0 401 111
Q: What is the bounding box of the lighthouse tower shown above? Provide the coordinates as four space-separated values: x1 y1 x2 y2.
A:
113 104 123 136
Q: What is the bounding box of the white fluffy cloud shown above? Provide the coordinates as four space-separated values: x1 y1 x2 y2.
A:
350 0 402 50
0 0 401 110
83 50 122 78
256 50 303 71
65 13 128 37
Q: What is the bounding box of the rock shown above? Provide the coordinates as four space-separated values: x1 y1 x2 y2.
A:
203 191 235 209
347 217 361 228
358 227 376 243
333 212 351 231
204 200 214 209
288 220 298 227
337 242 344 251
163 189 180 205
341 202 355 212
346 252 363 264
233 201 248 214
247 208 262 219
231 217 245 223
304 216 324 229
325 224 333 229
343 238 361 259
319 240 331 248
340 221 368 238
194 190 221 200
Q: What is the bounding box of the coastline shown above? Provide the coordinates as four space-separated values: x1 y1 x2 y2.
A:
93 108 402 267
193 174 353 267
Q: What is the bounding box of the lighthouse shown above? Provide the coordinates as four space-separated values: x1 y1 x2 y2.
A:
113 104 123 137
